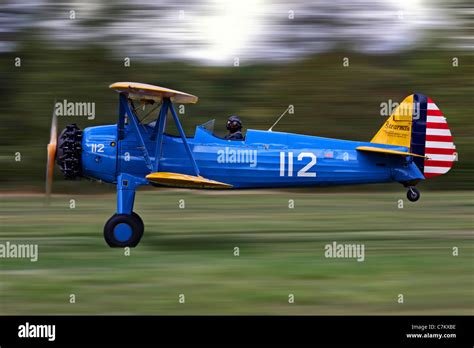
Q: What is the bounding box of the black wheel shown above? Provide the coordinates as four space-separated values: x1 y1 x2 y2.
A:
131 212 144 232
104 214 144 247
407 187 420 202
108 212 144 231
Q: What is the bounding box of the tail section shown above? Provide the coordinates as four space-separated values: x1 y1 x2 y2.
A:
371 94 456 179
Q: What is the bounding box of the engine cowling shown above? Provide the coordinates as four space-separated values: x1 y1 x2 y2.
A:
56 124 83 179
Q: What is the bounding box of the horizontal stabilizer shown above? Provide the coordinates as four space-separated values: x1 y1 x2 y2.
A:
146 172 232 189
356 146 427 158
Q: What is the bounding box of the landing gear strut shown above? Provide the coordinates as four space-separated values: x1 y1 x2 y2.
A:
406 186 420 202
103 173 148 248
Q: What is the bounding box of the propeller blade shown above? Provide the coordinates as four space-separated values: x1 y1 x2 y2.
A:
45 108 58 199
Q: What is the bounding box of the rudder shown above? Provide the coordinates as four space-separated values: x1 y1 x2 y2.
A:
421 96 456 178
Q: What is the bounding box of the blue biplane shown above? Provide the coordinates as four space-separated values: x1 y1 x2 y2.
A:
46 82 456 247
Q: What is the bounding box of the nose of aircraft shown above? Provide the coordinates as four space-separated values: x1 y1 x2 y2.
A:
56 124 83 179
46 115 83 199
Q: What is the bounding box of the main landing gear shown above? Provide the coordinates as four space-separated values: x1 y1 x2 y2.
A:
104 173 148 248
406 186 421 202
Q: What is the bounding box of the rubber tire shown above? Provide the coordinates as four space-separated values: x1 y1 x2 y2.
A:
104 214 144 248
407 187 420 202
107 212 144 237
131 212 144 233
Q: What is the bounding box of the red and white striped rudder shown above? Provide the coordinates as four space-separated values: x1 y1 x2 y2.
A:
423 98 457 179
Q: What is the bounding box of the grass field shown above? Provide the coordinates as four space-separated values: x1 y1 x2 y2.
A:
0 189 473 315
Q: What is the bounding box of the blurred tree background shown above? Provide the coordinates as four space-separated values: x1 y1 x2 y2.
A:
0 0 472 192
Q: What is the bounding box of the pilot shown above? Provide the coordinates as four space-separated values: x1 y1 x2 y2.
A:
225 115 244 140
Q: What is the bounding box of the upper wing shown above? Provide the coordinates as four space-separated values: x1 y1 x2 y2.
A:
110 82 198 104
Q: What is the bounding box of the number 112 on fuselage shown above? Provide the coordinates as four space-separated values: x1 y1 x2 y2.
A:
279 152 317 177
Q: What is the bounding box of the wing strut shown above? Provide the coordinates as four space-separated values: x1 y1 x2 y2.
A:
119 93 153 171
151 98 169 172
168 100 200 176
118 93 200 176
147 97 200 176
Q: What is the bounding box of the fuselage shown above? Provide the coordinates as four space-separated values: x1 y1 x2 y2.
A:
81 123 423 188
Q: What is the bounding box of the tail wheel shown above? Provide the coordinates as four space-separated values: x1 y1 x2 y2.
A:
104 213 144 247
407 187 421 202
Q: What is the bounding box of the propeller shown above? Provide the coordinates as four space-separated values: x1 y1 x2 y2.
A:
45 106 58 200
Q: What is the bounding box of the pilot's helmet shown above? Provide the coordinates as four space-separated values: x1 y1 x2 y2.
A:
226 115 242 132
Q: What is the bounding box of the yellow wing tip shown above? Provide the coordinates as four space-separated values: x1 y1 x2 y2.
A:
146 172 233 189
